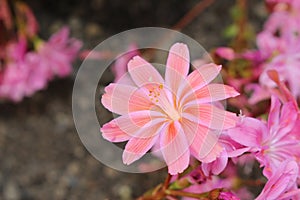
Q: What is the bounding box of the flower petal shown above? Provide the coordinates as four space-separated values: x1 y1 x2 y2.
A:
128 56 164 87
122 121 164 164
128 86 156 112
101 110 164 141
228 117 267 148
180 118 222 162
194 84 240 103
187 63 222 90
255 160 298 200
277 100 298 138
268 95 281 131
101 83 138 115
191 127 222 162
201 150 228 176
165 43 190 93
101 122 131 142
159 122 190 175
183 104 238 130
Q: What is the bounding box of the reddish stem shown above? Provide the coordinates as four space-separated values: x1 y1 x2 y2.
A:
173 0 215 30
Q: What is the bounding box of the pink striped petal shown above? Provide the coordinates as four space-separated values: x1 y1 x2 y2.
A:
184 121 222 162
122 121 164 164
160 122 190 175
180 117 222 163
101 111 161 141
183 104 238 130
101 122 131 142
128 87 156 113
165 43 190 93
200 140 223 163
187 63 222 90
128 56 164 87
101 83 138 115
194 84 240 103
123 135 160 165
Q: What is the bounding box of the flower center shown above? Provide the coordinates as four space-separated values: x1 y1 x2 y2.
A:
167 108 181 121
148 83 181 121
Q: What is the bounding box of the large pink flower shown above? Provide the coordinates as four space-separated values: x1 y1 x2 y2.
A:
101 43 239 175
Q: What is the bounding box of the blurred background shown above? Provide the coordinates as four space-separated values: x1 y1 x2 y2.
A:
0 0 264 199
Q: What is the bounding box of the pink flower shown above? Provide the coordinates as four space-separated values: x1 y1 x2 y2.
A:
101 43 239 175
111 44 140 82
0 62 29 101
256 160 299 200
264 1 300 42
219 191 240 200
228 95 299 178
37 27 82 78
245 83 271 105
259 45 300 98
201 134 249 176
215 47 235 60
0 49 49 102
0 27 81 102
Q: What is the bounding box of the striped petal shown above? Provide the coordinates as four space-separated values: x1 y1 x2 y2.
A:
181 118 222 162
165 43 190 94
183 104 238 130
187 63 222 90
194 84 240 103
128 56 164 87
101 110 163 142
122 120 165 164
160 122 190 175
101 83 138 115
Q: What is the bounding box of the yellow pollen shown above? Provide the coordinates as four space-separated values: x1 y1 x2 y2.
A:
148 84 164 103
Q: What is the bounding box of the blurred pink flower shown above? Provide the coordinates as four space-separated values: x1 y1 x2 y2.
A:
219 191 240 200
259 44 300 98
264 0 300 42
37 27 82 78
0 62 29 101
245 83 271 105
111 44 140 82
101 43 239 175
215 47 235 60
0 27 81 102
0 43 49 101
228 95 299 178
256 160 299 200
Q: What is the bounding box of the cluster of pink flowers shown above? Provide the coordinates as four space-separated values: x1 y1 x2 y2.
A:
0 0 82 102
100 0 300 199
